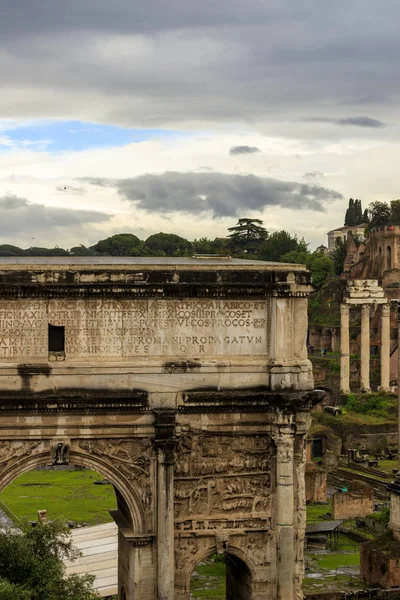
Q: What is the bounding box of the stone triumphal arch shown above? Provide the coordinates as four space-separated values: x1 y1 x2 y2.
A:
0 256 317 600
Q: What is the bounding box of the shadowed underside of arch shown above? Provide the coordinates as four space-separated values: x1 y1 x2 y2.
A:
186 544 257 600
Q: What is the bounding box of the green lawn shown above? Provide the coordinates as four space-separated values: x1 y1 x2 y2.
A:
0 469 116 525
191 557 226 599
306 500 332 522
375 459 398 475
304 534 363 594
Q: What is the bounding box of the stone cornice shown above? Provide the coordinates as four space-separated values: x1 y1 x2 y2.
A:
0 284 310 299
0 394 148 414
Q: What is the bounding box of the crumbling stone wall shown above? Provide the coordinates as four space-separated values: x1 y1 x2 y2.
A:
332 488 373 520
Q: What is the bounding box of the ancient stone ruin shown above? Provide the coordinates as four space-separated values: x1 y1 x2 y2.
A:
0 256 318 600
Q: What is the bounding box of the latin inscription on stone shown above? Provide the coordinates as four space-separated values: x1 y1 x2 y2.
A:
0 298 270 361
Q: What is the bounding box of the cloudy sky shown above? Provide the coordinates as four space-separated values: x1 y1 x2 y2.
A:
0 0 399 249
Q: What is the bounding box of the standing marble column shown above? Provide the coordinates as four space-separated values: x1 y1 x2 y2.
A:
340 304 350 394
154 411 176 600
274 431 295 600
360 304 371 393
380 303 391 392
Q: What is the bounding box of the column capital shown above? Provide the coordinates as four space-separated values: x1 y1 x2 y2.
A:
340 303 350 315
272 430 295 459
361 304 371 316
382 303 391 316
153 409 177 463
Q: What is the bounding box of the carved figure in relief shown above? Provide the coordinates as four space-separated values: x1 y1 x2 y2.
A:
175 479 216 514
77 439 151 476
51 442 69 465
175 434 272 478
0 441 42 469
219 476 270 514
175 537 198 570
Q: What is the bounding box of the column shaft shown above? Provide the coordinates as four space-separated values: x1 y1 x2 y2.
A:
360 304 371 393
154 410 176 600
340 304 350 394
380 304 391 392
156 445 175 600
274 432 295 600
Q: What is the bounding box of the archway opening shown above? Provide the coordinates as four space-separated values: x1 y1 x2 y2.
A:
0 465 119 598
226 554 253 600
190 552 253 600
387 245 392 271
322 329 333 351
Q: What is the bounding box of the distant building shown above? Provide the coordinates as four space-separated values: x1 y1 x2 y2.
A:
327 225 366 251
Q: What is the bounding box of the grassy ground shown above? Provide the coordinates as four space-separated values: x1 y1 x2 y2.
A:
304 533 365 595
376 459 398 475
0 468 116 525
191 557 226 599
306 500 332 522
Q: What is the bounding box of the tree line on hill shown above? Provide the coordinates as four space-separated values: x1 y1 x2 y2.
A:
343 198 400 232
0 218 338 289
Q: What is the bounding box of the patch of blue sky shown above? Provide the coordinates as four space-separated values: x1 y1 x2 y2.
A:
0 120 188 152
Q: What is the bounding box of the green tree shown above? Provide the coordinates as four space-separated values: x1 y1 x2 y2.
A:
0 245 25 256
366 201 391 230
91 233 142 256
69 245 95 256
143 233 192 256
192 237 228 255
259 231 308 262
24 247 69 256
227 218 268 255
306 251 334 289
0 578 30 600
331 237 347 276
280 249 310 265
344 198 355 226
0 521 99 600
390 200 400 225
344 198 363 226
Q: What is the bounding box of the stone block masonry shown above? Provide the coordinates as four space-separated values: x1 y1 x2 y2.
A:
0 256 318 600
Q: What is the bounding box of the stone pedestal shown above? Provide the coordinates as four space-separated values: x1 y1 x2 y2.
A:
380 304 391 392
340 304 350 394
360 304 371 393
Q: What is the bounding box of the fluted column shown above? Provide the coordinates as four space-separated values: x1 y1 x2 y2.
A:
360 304 371 393
340 304 350 394
380 303 391 392
274 430 295 600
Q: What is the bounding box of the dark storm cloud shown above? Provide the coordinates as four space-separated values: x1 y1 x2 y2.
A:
0 1 399 130
87 172 342 217
0 0 288 38
0 195 110 237
305 116 386 128
230 146 261 155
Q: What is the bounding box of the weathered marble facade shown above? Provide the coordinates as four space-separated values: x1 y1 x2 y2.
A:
0 257 317 600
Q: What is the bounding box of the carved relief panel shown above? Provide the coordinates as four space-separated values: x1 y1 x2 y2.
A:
0 440 44 475
75 438 153 516
174 433 272 531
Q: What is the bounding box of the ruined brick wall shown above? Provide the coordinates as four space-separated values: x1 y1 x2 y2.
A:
332 490 373 520
360 542 400 589
390 494 400 542
305 465 327 503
